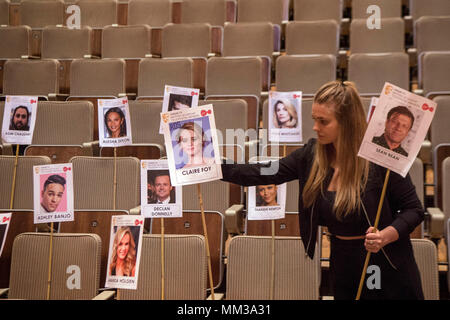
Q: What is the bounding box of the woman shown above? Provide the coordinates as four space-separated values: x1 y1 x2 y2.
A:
176 121 214 168
273 99 298 129
109 227 136 277
104 107 127 138
256 184 278 206
222 81 424 300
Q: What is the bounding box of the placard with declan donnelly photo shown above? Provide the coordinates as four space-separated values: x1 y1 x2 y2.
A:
358 82 436 177
1 95 38 145
161 104 222 186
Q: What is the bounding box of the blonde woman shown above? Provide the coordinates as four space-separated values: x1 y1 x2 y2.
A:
109 227 136 277
221 81 424 300
272 99 298 129
176 121 214 169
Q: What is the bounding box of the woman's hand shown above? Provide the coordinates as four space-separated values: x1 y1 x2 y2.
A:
365 226 399 253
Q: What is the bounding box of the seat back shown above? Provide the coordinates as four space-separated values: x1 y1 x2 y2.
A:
69 58 126 97
120 234 207 300
443 157 450 223
410 0 450 20
352 0 401 18
102 25 151 59
293 0 342 22
161 23 211 58
350 18 405 54
237 0 286 25
181 0 227 26
226 236 320 299
0 0 9 25
41 26 92 59
275 54 336 96
128 100 165 146
76 0 118 28
137 58 194 99
0 155 51 210
0 26 31 59
70 156 140 210
3 59 60 98
8 232 101 300
285 20 339 55
127 0 172 27
433 145 450 209
223 22 274 58
420 51 450 97
411 238 440 300
414 16 450 58
348 52 409 95
19 0 65 28
431 96 450 151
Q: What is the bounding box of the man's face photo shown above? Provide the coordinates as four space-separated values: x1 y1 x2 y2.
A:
11 106 29 131
154 175 172 202
41 181 65 212
384 112 413 146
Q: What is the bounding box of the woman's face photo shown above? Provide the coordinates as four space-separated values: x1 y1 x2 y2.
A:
106 111 124 138
275 102 290 125
257 184 277 206
179 128 203 158
117 232 131 261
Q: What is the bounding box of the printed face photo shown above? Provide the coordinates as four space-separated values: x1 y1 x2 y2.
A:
272 99 298 129
40 174 66 213
168 94 193 111
9 105 30 131
147 170 175 204
256 184 278 207
104 107 127 138
109 225 140 277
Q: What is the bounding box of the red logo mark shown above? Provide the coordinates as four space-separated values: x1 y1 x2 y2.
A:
30 99 37 104
3 216 10 223
122 100 127 105
293 94 300 99
191 91 198 96
422 103 434 112
201 109 211 116
135 219 143 226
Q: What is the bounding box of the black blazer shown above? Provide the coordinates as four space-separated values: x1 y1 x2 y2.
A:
221 138 424 269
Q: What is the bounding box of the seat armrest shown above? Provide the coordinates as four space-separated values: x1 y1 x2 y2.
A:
427 207 445 239
130 205 141 215
207 293 225 300
92 290 116 300
0 288 9 298
225 204 245 235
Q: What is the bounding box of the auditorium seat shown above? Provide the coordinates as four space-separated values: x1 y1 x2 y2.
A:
411 239 440 300
100 100 165 160
351 0 402 19
237 0 287 25
119 234 208 300
222 22 275 91
0 0 9 25
293 0 342 23
347 52 409 96
24 101 97 163
0 155 51 210
225 235 320 299
180 0 227 26
41 25 92 94
447 218 450 292
0 232 103 299
414 16 450 58
431 96 450 152
408 0 450 21
275 54 336 97
409 157 425 238
285 20 339 56
137 58 194 100
161 23 213 93
2 58 60 100
76 0 118 28
349 18 405 54
419 51 450 98
101 24 152 95
205 56 262 130
0 26 31 59
68 58 126 139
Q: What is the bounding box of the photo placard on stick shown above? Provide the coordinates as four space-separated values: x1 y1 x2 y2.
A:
161 104 223 186
140 160 182 218
33 163 74 224
268 91 302 143
358 82 437 177
0 213 11 258
248 183 287 220
105 215 144 290
98 98 132 147
159 85 200 134
366 97 379 123
1 95 38 145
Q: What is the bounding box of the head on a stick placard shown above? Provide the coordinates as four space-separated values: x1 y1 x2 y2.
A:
268 91 302 143
358 82 436 177
105 215 144 289
33 164 74 224
248 182 287 220
161 104 222 186
159 85 200 134
1 96 38 145
140 159 182 218
0 213 11 258
98 98 132 147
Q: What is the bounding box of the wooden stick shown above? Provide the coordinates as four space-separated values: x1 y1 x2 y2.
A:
355 169 390 300
113 147 117 211
270 219 275 300
196 184 215 300
9 145 20 209
46 222 54 300
161 218 165 300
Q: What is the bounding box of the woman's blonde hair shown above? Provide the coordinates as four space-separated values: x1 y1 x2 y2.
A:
273 99 298 128
109 227 136 276
302 81 369 219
